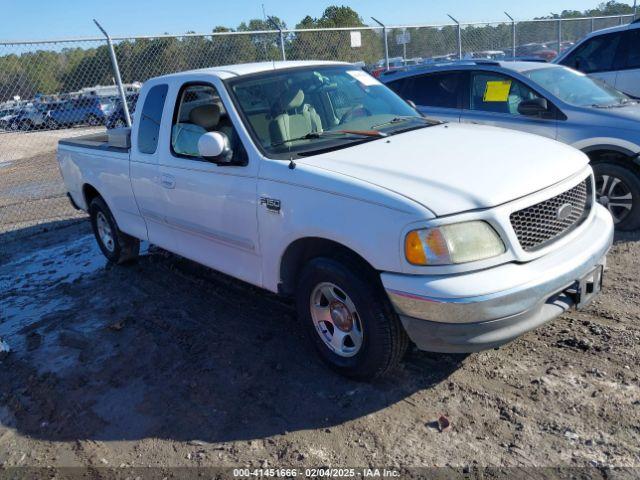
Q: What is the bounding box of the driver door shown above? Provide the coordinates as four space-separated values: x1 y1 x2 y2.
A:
158 80 262 286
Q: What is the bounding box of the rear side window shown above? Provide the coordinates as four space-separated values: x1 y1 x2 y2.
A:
621 29 640 70
137 84 168 154
560 32 625 73
391 72 463 109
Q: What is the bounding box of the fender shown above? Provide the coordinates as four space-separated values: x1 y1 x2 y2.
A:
572 138 640 166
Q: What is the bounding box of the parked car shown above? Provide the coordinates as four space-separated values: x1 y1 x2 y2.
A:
471 50 507 60
58 61 613 379
49 96 116 128
382 60 640 230
106 94 139 129
0 103 58 131
0 108 17 130
370 57 409 78
555 18 640 98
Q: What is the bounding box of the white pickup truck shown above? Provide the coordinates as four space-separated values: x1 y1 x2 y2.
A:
58 61 614 379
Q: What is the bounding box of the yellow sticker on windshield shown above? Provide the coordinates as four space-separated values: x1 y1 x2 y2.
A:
483 80 512 102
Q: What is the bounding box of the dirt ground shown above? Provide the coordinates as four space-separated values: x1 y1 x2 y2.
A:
0 217 639 478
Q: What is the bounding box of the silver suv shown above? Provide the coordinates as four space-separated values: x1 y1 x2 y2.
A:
555 18 640 98
382 61 640 230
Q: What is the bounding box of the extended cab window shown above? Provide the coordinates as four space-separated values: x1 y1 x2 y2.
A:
470 72 542 116
560 32 624 73
389 72 463 109
137 84 168 154
171 84 247 164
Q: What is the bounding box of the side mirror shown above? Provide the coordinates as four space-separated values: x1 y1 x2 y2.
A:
518 98 549 117
198 131 232 163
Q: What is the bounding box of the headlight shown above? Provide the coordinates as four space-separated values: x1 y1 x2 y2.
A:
405 221 505 265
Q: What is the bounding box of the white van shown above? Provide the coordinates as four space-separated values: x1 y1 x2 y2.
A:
555 19 640 98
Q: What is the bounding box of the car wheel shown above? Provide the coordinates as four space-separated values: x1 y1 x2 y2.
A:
89 196 140 264
87 115 101 126
593 162 640 231
296 256 408 380
45 118 59 130
19 121 33 131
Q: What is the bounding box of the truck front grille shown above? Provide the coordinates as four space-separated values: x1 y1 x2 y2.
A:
510 178 592 252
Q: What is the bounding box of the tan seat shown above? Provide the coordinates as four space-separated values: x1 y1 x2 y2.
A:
189 104 221 130
172 104 222 156
268 89 322 145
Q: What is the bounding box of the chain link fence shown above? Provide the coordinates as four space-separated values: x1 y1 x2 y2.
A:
0 14 636 237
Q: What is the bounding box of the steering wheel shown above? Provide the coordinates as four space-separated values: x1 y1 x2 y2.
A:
340 105 371 125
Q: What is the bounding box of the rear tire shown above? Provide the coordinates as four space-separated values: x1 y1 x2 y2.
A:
87 114 101 126
592 162 640 231
296 256 408 380
89 196 140 264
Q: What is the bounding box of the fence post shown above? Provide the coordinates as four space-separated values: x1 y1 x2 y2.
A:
591 17 595 32
94 20 132 128
635 0 638 20
447 15 462 60
557 18 562 55
371 17 389 70
267 17 286 61
505 12 516 60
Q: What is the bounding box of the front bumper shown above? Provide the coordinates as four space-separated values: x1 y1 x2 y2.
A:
382 205 614 353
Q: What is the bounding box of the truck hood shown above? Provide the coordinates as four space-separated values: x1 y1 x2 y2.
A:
297 123 589 216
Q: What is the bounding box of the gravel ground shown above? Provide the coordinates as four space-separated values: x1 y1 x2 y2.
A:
0 218 638 478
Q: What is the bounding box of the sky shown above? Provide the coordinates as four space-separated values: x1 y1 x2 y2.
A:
2 0 633 41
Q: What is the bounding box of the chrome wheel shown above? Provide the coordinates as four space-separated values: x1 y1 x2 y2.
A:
596 174 633 225
96 211 115 252
310 282 363 358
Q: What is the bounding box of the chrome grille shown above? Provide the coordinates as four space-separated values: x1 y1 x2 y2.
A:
511 178 592 252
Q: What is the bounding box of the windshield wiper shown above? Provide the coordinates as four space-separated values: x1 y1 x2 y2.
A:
592 99 637 108
270 129 386 148
371 115 439 130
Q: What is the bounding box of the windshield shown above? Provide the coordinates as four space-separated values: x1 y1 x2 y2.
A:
227 66 424 158
525 66 631 107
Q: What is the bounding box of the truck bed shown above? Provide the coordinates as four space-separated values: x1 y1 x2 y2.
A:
59 131 129 153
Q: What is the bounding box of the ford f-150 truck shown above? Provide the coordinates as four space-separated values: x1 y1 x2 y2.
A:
58 61 614 380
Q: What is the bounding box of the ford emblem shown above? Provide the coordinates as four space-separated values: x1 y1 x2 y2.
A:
556 203 573 221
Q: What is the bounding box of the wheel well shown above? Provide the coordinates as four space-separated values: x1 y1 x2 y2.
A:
585 149 640 175
82 184 101 208
279 237 378 297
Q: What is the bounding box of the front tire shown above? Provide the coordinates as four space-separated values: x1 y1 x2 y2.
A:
89 197 140 264
296 257 408 380
593 162 640 231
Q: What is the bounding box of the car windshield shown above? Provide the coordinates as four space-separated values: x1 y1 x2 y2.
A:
525 66 631 107
228 65 426 158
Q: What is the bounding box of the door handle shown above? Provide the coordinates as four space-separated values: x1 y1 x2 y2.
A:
160 174 175 189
